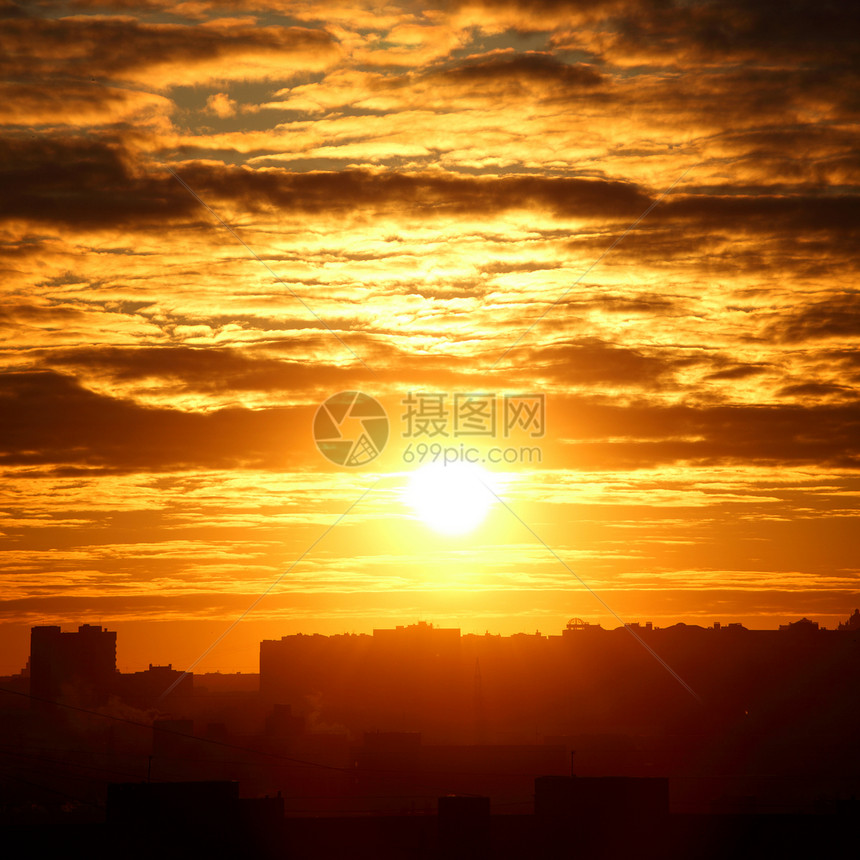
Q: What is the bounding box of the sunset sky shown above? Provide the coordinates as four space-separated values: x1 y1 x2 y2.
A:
1 0 858 673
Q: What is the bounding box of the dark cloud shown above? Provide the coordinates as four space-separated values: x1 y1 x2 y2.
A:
44 346 372 395
33 341 524 401
0 15 338 82
658 194 860 236
777 381 856 399
768 294 860 343
824 348 860 369
4 370 859 474
0 138 652 229
612 0 860 64
440 0 611 17
67 0 167 10
0 0 29 18
0 136 196 229
453 0 859 65
430 51 603 90
550 396 860 469
38 343 578 397
0 302 94 328
0 370 311 471
5 132 857 245
560 294 678 315
179 164 652 220
479 260 564 275
704 365 768 382
712 124 859 165
529 339 679 388
0 80 167 125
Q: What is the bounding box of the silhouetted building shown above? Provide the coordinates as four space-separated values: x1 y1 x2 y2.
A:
438 795 490 860
119 663 193 708
372 620 460 648
106 780 284 858
152 717 195 759
838 609 860 631
107 779 239 827
535 775 669 821
29 623 117 707
779 617 820 633
357 731 422 770
260 630 372 703
561 617 605 640
264 702 304 739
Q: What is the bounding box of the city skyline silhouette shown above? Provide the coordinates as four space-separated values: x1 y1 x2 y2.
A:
3 611 860 856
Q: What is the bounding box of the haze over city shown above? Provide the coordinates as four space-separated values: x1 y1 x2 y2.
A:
2 612 859 856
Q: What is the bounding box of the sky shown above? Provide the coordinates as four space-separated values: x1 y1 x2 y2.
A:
1 0 858 672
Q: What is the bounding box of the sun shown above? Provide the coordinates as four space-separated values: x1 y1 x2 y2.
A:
404 461 496 535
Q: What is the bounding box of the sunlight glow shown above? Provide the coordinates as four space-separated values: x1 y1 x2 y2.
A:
404 462 497 535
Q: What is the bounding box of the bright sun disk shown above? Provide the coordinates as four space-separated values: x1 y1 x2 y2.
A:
404 461 496 535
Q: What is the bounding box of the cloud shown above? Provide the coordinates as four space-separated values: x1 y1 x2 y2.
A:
176 163 654 220
428 50 604 91
768 294 860 344
4 136 843 250
0 15 341 88
704 365 769 382
0 81 172 127
265 49 604 118
0 139 655 229
658 194 860 236
0 135 196 229
0 370 313 471
551 397 860 469
608 0 860 65
528 339 679 388
777 382 856 401
0 0 29 18
448 0 859 67
42 345 380 401
204 92 238 118
3 368 858 474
